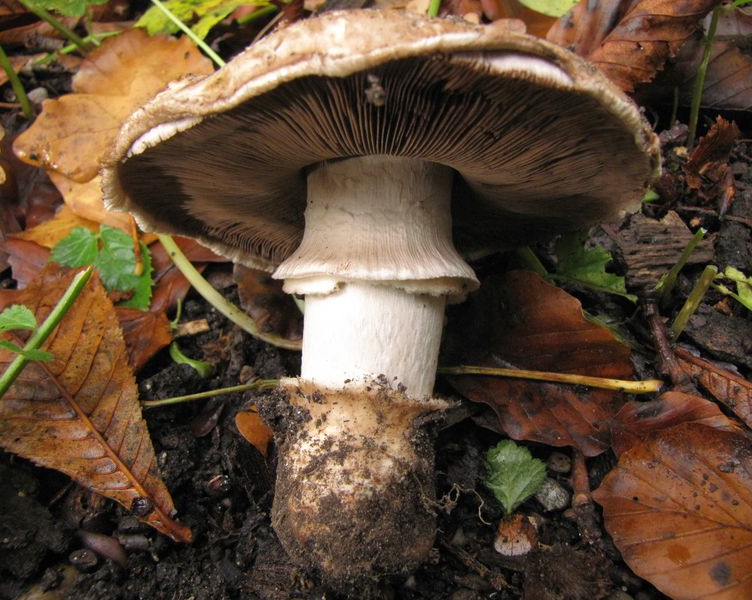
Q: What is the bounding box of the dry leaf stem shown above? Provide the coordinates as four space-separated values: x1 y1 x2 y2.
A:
438 365 663 393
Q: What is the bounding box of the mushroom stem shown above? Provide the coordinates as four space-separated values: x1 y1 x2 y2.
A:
269 155 477 586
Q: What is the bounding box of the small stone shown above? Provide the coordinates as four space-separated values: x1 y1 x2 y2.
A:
69 548 98 573
546 451 571 474
535 478 570 512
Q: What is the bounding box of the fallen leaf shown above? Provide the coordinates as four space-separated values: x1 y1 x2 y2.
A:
677 347 752 430
235 407 273 457
0 237 50 288
444 270 633 456
684 117 740 192
14 204 100 249
547 0 717 93
48 173 134 232
594 423 752 599
234 264 303 343
611 391 742 456
13 28 214 183
116 307 173 371
0 265 191 542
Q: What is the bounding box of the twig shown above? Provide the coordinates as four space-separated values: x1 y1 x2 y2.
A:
142 379 278 408
438 365 662 394
642 298 694 390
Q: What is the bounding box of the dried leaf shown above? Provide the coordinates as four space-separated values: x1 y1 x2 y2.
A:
13 29 214 183
235 408 273 457
116 307 173 371
611 391 742 456
234 264 303 343
0 237 50 288
594 423 752 599
677 347 752 430
548 0 717 93
684 117 740 192
48 173 134 232
13 205 99 249
547 0 631 56
444 270 633 456
0 265 191 542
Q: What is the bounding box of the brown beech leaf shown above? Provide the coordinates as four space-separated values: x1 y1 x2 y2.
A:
234 264 303 343
684 117 740 191
0 237 50 288
235 408 274 457
547 0 631 56
13 204 99 248
444 270 633 456
0 265 191 542
611 391 742 456
594 423 752 599
548 0 717 93
677 347 752 430
116 308 173 371
13 29 214 183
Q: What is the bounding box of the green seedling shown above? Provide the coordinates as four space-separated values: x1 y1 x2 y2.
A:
52 225 153 310
517 232 634 301
485 439 547 515
712 266 752 313
167 299 215 377
655 228 707 306
0 43 33 120
0 305 54 361
670 264 718 338
0 267 93 398
142 379 277 408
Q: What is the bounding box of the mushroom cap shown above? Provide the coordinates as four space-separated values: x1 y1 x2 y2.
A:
102 9 660 272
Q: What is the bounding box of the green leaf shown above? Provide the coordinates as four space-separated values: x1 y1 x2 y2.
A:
552 232 636 302
0 305 38 333
51 227 98 268
117 242 153 311
24 0 109 18
517 0 578 17
137 0 266 37
94 226 141 293
169 342 214 377
0 340 54 361
485 440 547 515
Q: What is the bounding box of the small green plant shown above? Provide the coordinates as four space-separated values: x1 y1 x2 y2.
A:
52 225 153 310
0 267 93 398
713 266 752 312
517 0 578 17
485 439 547 515
0 305 54 361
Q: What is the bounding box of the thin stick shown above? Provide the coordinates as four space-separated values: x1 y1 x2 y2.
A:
0 267 93 399
0 44 33 120
142 379 278 408
148 0 226 68
157 234 301 351
438 365 663 394
17 0 92 53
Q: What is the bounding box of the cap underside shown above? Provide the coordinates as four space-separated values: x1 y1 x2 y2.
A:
116 52 655 270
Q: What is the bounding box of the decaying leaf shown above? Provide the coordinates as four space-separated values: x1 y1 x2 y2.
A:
0 265 191 542
548 0 718 93
13 28 214 183
677 347 752 430
444 270 633 456
234 264 303 343
235 407 273 457
117 307 173 371
611 390 742 456
0 237 50 289
595 423 752 599
13 205 99 249
48 173 134 232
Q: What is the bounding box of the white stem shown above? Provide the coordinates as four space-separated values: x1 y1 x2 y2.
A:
274 155 477 400
301 282 445 400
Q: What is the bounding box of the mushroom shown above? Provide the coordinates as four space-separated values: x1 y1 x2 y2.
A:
102 9 660 589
